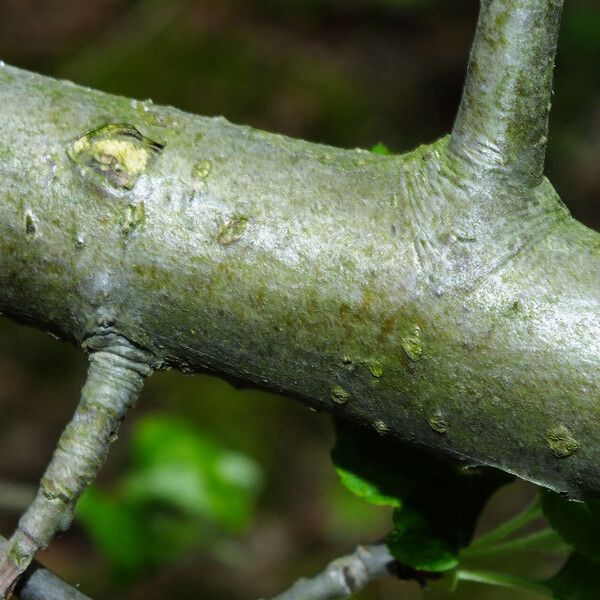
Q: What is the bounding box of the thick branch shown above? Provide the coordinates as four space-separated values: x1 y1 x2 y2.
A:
0 32 599 512
450 0 564 187
3 2 596 594
0 335 152 597
267 545 397 600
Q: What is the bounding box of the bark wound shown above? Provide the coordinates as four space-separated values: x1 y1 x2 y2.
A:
401 324 423 361
67 123 164 190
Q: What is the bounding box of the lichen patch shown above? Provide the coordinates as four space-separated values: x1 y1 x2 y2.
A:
217 215 249 246
331 385 351 405
428 410 449 434
401 324 423 362
121 202 146 236
192 159 212 181
545 425 580 458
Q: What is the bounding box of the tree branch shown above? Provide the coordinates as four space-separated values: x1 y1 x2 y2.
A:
0 535 90 600
1 21 599 500
0 335 153 597
267 544 398 600
0 0 599 586
450 0 564 187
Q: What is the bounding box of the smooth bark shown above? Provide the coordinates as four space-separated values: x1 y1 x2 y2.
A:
267 545 397 600
1 0 599 595
0 0 597 503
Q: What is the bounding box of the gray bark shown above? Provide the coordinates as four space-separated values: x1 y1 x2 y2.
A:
0 536 90 600
0 0 589 499
0 336 152 592
267 545 397 600
0 0 597 595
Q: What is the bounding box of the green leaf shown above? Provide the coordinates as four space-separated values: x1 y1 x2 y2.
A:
77 488 153 578
125 414 263 531
547 553 600 599
387 466 511 572
331 418 449 507
387 505 459 571
121 463 213 517
371 142 391 155
77 414 264 579
334 466 401 507
541 490 600 562
332 419 512 572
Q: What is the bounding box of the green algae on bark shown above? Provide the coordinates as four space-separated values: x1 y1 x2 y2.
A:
5 0 600 592
1 46 599 502
0 0 597 536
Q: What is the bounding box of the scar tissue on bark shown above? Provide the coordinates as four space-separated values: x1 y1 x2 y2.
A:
67 123 164 190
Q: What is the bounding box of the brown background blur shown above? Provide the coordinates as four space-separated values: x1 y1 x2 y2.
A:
1 1 599 598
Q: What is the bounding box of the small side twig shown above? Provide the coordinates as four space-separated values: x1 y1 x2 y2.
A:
450 0 564 187
266 544 435 600
0 534 91 600
0 333 153 598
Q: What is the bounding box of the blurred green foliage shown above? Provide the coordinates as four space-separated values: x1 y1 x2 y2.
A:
547 553 600 600
333 420 511 573
370 142 391 155
77 414 263 580
541 491 600 565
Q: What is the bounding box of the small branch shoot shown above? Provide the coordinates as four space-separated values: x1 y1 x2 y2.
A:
0 335 152 598
450 0 564 187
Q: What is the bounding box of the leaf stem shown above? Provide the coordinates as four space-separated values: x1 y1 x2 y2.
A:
456 568 552 596
462 527 570 559
467 495 543 551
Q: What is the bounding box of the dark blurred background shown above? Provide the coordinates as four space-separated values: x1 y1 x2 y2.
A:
0 1 599 598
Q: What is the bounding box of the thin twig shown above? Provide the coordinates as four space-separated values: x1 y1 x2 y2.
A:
0 334 153 597
266 544 401 600
0 535 91 600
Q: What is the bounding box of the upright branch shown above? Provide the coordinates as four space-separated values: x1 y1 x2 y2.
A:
0 335 153 598
450 0 564 187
